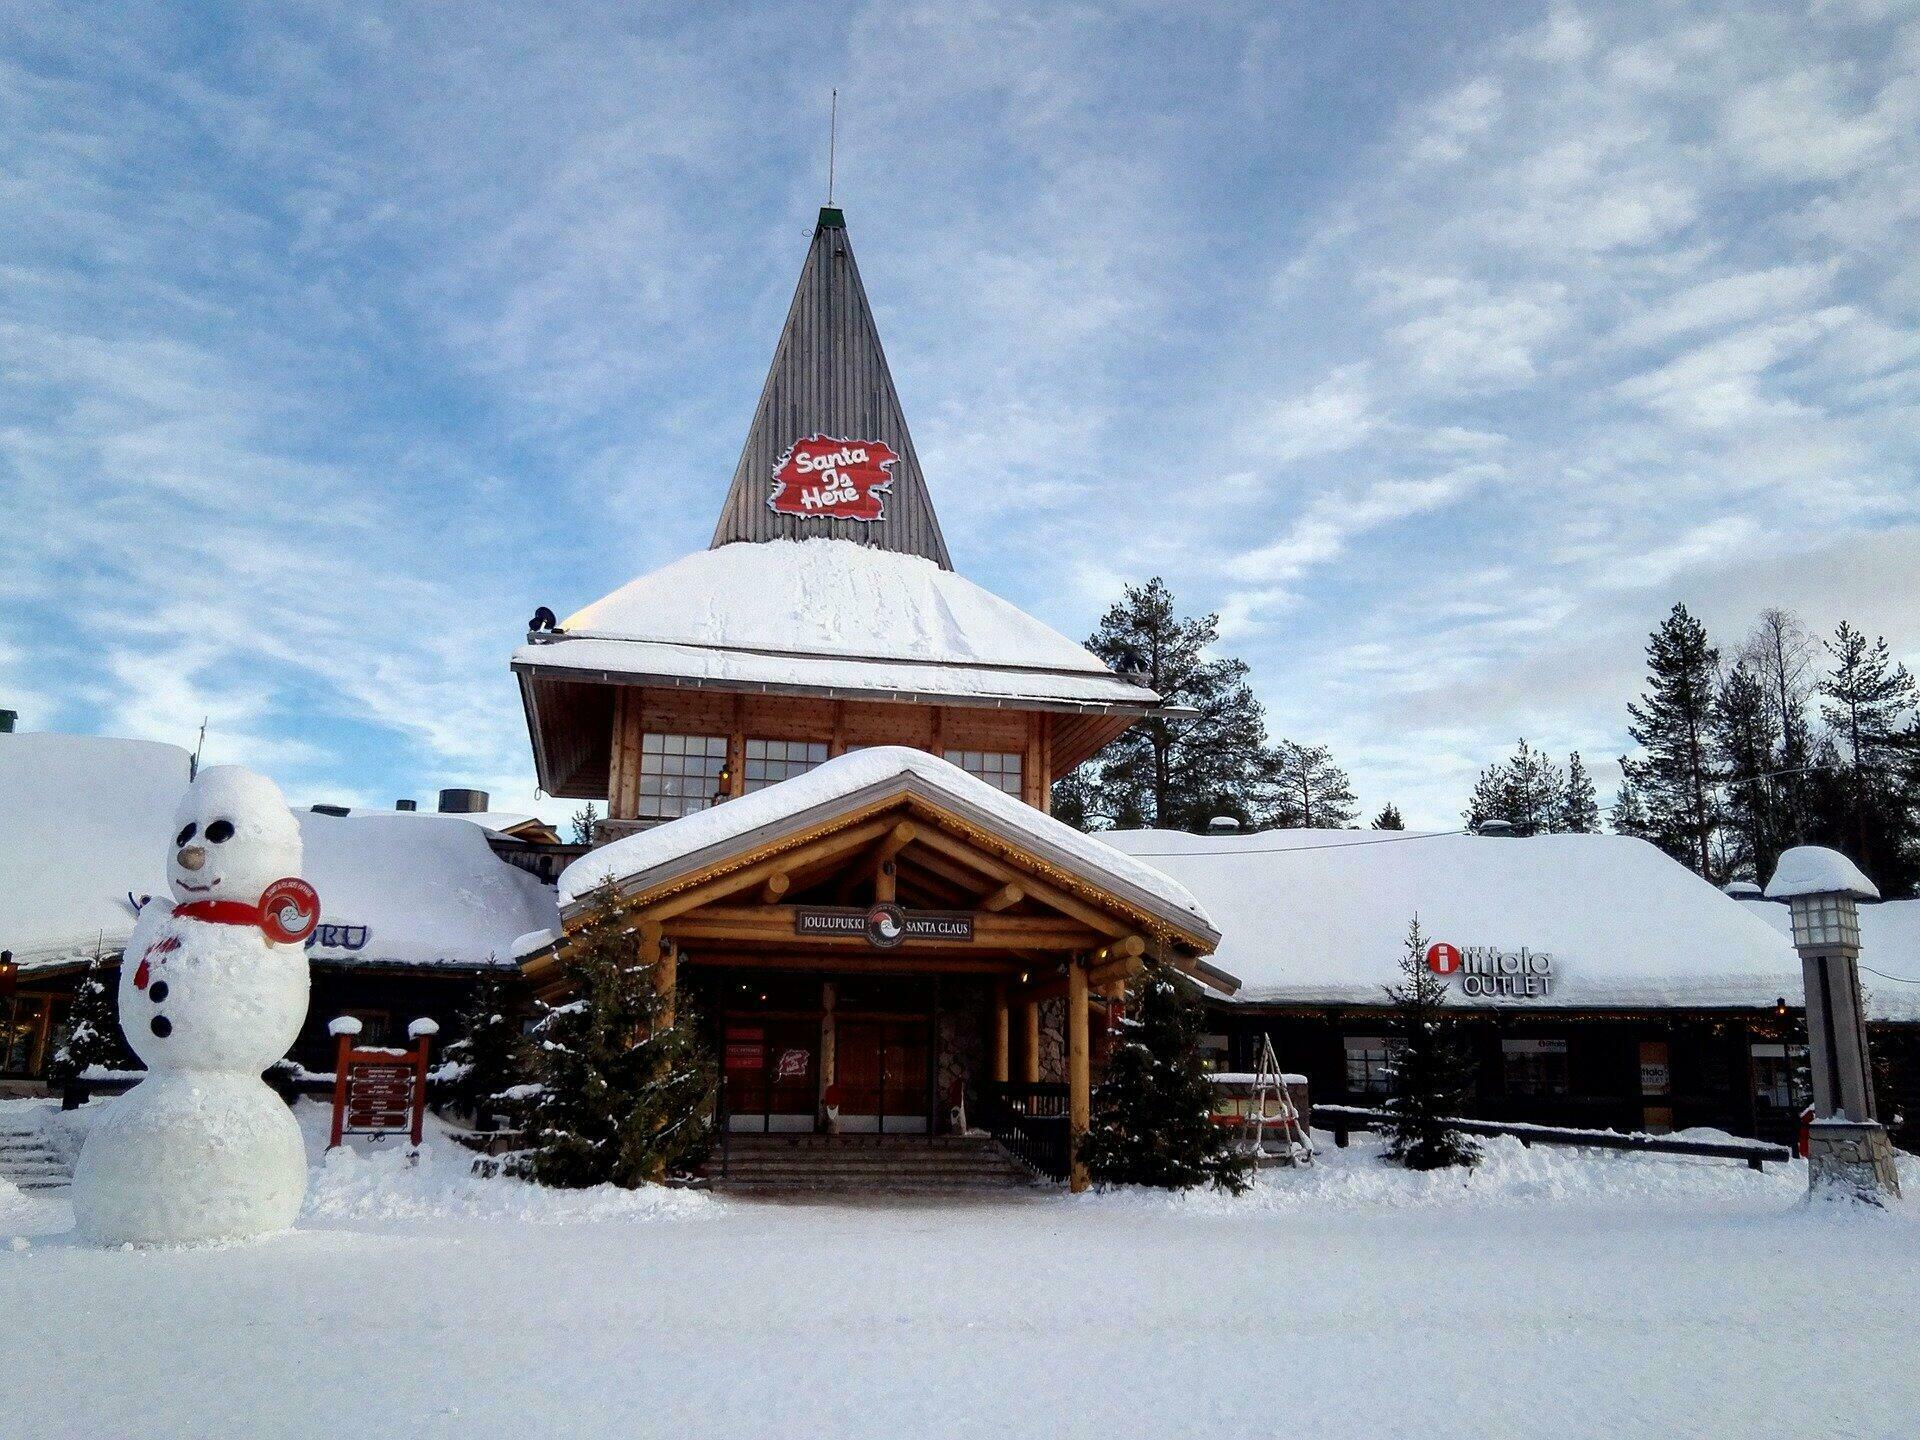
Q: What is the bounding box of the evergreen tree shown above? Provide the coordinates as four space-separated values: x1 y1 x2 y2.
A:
1054 578 1272 832
1370 803 1406 831
1713 662 1784 883
1464 739 1567 835
1379 917 1480 1171
513 887 716 1187
46 954 134 1088
1079 957 1252 1193
1264 740 1359 828
1817 621 1918 888
443 969 530 1131
1611 759 1654 839
570 803 601 846
1624 604 1722 877
1558 752 1600 833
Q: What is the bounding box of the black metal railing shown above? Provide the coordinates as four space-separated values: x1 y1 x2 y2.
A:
1312 1104 1793 1172
980 1081 1072 1181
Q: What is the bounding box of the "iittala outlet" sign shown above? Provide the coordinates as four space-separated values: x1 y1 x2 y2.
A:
1426 940 1556 999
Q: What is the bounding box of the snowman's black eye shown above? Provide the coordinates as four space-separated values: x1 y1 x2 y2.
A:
205 819 235 844
176 823 197 847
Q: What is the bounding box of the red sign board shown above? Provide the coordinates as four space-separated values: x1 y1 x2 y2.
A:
769 435 899 521
329 1030 434 1148
1426 941 1463 975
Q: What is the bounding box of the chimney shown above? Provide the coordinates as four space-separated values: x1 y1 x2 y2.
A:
310 804 351 817
396 799 418 812
1206 816 1242 836
438 788 489 815
0 709 15 734
1475 819 1516 837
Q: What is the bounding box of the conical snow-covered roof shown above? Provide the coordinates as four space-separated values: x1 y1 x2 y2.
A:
709 207 952 568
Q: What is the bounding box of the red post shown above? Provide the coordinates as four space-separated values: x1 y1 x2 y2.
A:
409 1033 432 1147
329 1030 352 1150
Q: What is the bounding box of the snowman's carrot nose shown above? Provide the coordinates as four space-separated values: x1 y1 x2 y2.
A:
178 846 207 871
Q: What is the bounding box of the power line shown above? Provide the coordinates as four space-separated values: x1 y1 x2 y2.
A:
1861 965 1920 986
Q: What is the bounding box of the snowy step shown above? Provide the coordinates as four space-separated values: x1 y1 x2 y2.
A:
713 1136 1035 1193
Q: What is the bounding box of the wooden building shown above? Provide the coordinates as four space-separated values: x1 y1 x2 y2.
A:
510 207 1237 1188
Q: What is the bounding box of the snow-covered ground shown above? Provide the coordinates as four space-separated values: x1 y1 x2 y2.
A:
4 1097 1917 1439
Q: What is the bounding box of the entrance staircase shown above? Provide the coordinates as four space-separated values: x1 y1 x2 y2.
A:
0 1110 72 1192
714 1134 1041 1195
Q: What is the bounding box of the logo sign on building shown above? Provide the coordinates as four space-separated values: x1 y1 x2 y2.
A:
1428 941 1556 998
769 434 899 521
794 905 975 949
774 1047 811 1080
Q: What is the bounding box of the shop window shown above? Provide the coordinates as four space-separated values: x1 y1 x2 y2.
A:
1344 1036 1399 1097
2 995 52 1077
1750 1042 1809 1111
1200 1032 1230 1072
1502 1038 1570 1097
743 738 828 792
945 749 1023 797
637 733 729 818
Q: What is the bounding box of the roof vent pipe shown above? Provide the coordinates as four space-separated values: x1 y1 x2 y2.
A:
438 788 489 814
310 804 351 817
1206 816 1242 836
395 799 418 812
1475 819 1516 837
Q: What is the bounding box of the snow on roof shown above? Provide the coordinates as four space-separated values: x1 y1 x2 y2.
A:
299 812 559 970
1098 828 1803 1011
1764 845 1880 901
558 746 1213 940
516 539 1157 709
0 734 190 969
1733 895 1920 1022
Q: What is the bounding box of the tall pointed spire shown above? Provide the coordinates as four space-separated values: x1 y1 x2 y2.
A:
710 208 953 569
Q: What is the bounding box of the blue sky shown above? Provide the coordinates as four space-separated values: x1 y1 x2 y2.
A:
4 1 1917 828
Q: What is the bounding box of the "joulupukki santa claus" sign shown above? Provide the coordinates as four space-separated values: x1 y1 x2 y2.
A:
768 434 899 521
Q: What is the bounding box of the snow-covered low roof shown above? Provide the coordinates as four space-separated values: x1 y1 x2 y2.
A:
1099 828 1804 1012
515 539 1157 711
0 734 190 969
558 746 1216 948
1734 896 1920 1022
298 812 559 970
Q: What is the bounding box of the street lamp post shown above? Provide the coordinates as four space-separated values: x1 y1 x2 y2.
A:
1764 846 1901 1202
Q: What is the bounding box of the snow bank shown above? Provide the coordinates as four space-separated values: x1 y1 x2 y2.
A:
518 539 1157 707
1765 845 1880 900
1102 828 1800 1010
560 746 1213 936
0 733 190 969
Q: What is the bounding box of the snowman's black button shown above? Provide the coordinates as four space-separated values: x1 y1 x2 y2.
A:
150 1016 172 1038
149 981 169 1003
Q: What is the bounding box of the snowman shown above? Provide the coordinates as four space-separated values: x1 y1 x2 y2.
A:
71 765 317 1245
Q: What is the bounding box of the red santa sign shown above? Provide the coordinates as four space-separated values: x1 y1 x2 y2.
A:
769 434 898 522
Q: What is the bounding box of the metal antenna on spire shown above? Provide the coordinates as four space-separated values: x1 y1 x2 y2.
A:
827 88 838 205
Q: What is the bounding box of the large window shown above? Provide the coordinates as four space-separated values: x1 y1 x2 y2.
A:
744 738 827 792
638 733 729 819
1502 1038 1569 1097
1344 1036 1399 1097
945 749 1023 797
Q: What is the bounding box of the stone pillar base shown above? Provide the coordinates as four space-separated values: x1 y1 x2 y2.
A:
1807 1119 1902 1202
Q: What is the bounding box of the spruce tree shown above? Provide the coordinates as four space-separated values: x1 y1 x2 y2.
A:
1370 803 1406 831
513 887 715 1187
1817 621 1918 889
1558 752 1600 833
1464 739 1568 835
1713 662 1784 882
1264 740 1359 828
46 955 134 1089
1079 958 1253 1193
443 969 530 1131
569 803 601 846
1625 604 1722 877
1053 578 1272 831
1380 917 1480 1171
1611 760 1654 839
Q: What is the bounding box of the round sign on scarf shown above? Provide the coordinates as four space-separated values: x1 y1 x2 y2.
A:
259 877 321 945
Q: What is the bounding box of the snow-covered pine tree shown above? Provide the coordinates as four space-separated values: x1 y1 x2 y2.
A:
1371 803 1405 831
513 887 715 1188
46 953 133 1090
1265 739 1359 828
1053 578 1272 832
1079 957 1252 1193
1380 917 1479 1171
443 969 530 1131
1625 604 1722 877
1558 752 1600 833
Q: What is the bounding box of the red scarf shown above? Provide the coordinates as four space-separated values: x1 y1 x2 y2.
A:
173 899 262 928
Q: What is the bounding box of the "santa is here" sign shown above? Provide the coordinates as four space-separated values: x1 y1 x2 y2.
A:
769 434 899 522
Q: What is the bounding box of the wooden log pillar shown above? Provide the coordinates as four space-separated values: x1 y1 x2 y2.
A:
1068 958 1091 1193
819 981 838 1135
1021 998 1041 1084
991 982 1010 1084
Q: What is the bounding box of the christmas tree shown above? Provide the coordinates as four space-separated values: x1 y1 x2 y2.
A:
442 969 530 1131
1380 917 1479 1171
46 953 134 1090
1079 958 1252 1192
513 887 715 1187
